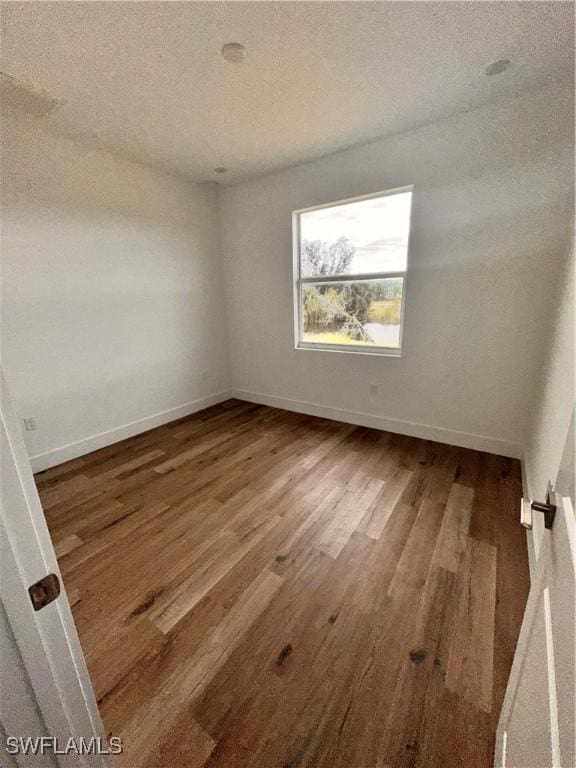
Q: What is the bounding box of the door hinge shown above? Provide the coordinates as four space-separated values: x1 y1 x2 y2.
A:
520 498 557 530
28 573 60 611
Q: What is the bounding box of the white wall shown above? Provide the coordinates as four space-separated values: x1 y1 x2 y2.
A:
220 86 574 457
523 238 574 557
1 114 230 471
2 85 573 471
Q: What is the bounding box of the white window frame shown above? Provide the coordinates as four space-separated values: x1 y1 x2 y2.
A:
292 185 414 357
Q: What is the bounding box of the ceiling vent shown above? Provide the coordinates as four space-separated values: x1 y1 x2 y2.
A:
221 43 247 63
485 59 511 77
0 72 62 117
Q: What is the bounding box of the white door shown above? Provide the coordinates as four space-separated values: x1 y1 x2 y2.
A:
0 371 109 766
495 429 575 767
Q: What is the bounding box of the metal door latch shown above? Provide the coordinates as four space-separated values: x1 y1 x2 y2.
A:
28 573 60 611
520 498 557 530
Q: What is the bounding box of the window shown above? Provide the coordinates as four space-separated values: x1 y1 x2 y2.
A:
293 186 413 355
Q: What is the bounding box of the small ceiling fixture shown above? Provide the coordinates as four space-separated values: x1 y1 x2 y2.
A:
485 59 511 77
0 71 61 117
214 167 228 174
221 43 247 63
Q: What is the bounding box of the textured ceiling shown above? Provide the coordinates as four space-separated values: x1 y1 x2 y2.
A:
1 1 574 185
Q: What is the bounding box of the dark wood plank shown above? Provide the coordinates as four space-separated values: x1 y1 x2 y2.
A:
39 400 530 768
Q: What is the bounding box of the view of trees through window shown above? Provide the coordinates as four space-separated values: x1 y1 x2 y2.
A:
302 277 403 347
297 189 412 350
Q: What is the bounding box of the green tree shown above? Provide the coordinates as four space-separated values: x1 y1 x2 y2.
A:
343 282 373 332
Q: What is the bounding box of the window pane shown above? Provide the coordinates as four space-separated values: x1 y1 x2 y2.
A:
299 191 412 277
301 278 403 349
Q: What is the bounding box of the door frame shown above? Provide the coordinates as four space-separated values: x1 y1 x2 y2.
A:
1 371 109 766
494 491 576 768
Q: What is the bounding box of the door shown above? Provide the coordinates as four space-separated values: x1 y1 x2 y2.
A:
0 371 109 766
495 428 575 767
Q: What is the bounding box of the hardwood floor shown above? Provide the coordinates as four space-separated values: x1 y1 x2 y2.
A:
37 399 530 768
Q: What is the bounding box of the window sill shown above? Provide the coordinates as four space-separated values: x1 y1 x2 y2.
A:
295 342 402 358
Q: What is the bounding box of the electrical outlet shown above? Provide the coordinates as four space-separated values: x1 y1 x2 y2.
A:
23 417 37 431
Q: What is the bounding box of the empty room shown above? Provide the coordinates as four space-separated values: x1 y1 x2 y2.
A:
1 2 574 767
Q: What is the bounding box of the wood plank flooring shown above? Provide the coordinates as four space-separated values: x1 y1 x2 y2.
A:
37 399 530 768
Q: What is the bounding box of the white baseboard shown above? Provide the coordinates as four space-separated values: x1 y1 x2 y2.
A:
233 389 522 459
31 386 522 473
30 390 232 473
